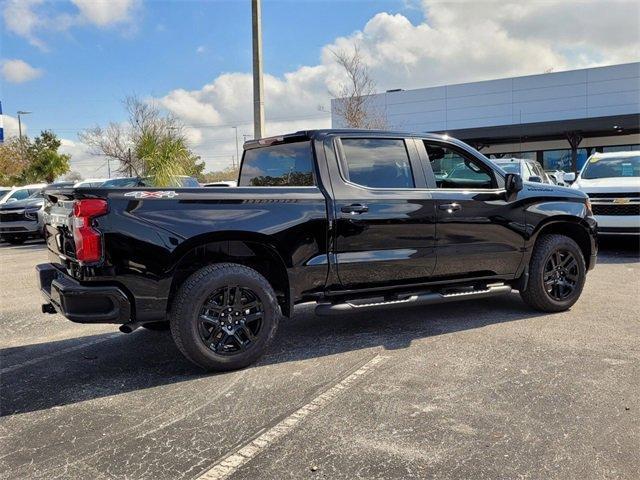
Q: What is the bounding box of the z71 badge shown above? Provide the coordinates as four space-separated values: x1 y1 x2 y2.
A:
124 191 179 199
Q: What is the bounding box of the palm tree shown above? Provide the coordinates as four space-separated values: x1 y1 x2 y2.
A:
136 130 192 187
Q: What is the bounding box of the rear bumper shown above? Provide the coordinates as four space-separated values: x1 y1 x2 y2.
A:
36 263 131 324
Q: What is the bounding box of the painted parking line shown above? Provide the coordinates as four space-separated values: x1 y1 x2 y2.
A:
196 353 387 480
0 333 122 375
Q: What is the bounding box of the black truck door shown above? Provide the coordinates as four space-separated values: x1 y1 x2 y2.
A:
326 135 437 290
420 140 525 279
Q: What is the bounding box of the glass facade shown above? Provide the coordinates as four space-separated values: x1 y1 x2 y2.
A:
542 149 589 171
485 145 640 172
602 144 640 153
487 151 536 160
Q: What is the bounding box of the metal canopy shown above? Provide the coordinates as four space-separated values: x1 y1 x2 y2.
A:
434 114 639 145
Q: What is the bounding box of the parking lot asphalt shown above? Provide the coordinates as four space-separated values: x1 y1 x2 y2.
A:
0 238 638 480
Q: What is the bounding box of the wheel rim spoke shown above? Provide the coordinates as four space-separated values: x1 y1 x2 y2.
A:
240 325 257 342
565 272 578 282
200 314 219 326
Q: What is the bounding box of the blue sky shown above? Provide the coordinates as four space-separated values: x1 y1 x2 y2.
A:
2 0 638 175
3 0 421 142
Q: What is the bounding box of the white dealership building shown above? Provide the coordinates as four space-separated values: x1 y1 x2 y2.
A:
332 62 640 173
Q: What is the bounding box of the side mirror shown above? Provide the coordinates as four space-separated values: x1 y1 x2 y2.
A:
563 172 576 183
505 173 523 194
528 176 542 183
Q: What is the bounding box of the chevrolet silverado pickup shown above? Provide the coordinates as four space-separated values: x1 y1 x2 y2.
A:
37 130 598 371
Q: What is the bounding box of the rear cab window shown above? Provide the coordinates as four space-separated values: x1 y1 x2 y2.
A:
239 141 315 186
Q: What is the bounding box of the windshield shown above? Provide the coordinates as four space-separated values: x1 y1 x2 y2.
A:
494 162 520 174
101 176 199 188
28 189 44 199
581 155 640 179
101 177 143 188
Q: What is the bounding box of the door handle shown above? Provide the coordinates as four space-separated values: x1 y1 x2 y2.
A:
438 203 462 213
341 203 369 214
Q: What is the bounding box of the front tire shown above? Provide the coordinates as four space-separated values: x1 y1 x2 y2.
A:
169 263 280 371
520 234 586 312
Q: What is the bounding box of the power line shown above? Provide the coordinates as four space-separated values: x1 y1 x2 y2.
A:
40 111 331 133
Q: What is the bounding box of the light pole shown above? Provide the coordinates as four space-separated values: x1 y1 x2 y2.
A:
233 126 239 168
17 111 32 139
252 0 265 139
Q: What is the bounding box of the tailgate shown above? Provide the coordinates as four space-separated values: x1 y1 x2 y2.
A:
43 189 82 262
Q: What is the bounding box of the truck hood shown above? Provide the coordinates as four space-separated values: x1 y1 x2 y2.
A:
524 181 586 199
0 197 44 211
572 176 640 193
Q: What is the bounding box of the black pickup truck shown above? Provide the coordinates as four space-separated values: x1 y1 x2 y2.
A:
38 129 597 370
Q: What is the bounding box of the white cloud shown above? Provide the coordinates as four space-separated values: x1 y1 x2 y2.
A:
71 0 138 27
196 45 206 54
2 114 25 138
2 59 43 83
59 139 115 179
3 0 139 50
3 0 47 50
154 0 639 172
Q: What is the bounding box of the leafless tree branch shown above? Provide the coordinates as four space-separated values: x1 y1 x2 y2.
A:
329 45 386 129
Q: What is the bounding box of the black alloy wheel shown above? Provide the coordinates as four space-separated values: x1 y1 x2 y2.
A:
543 249 579 301
198 286 264 354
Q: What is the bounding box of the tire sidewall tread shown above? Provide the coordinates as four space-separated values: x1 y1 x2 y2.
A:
520 234 586 312
169 263 280 371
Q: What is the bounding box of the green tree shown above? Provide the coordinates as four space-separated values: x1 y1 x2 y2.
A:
0 137 31 184
23 131 71 183
80 96 204 183
200 165 239 183
136 130 204 187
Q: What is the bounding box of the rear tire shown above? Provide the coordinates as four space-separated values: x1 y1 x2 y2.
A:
520 234 586 312
169 263 280 371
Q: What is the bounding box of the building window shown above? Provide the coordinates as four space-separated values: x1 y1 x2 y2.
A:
543 149 588 172
602 144 640 153
487 151 536 161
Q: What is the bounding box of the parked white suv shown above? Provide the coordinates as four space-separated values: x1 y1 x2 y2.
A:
0 184 47 205
569 151 640 235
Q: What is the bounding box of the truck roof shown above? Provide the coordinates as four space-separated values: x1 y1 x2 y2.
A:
243 129 451 150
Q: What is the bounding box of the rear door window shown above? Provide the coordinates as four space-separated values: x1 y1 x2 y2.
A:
340 138 414 189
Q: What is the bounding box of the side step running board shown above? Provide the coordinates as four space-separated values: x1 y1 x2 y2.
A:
315 284 512 316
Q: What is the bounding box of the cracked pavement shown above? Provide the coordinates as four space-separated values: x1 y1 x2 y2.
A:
0 238 638 479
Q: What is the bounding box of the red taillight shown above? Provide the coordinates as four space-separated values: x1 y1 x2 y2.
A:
72 199 108 263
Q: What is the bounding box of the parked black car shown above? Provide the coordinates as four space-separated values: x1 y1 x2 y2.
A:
37 130 597 370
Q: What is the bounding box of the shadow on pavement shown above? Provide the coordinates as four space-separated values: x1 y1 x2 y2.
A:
1 293 546 417
596 235 640 264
